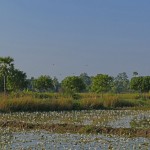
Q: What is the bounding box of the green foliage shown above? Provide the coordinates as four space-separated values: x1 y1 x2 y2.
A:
79 73 92 91
130 77 142 92
7 68 28 91
0 57 28 92
0 56 14 76
34 75 54 92
52 77 60 92
133 71 138 77
0 56 14 92
61 76 86 94
0 92 150 112
27 77 35 91
130 76 150 92
112 72 129 93
2 56 150 97
91 74 113 93
80 98 103 109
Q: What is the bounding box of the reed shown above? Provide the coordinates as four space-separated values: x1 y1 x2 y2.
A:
0 92 150 112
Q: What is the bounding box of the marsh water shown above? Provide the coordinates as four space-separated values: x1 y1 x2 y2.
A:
1 110 150 149
1 130 150 150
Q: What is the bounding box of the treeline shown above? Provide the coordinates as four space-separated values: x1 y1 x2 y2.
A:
0 56 150 94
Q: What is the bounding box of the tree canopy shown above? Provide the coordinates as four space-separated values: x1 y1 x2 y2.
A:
91 74 113 93
1 56 150 94
7 68 28 91
33 75 54 92
61 76 85 93
130 76 150 92
0 56 14 93
79 73 92 91
112 72 129 93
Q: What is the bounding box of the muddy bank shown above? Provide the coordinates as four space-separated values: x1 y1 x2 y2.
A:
0 120 150 138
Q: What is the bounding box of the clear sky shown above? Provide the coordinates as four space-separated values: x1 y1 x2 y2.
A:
0 0 150 80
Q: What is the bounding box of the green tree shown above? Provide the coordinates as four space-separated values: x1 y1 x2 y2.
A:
34 75 54 92
130 76 150 92
130 77 142 92
7 68 28 91
79 73 92 91
52 76 60 92
61 76 85 94
142 76 150 92
133 71 138 77
91 74 113 93
27 77 35 91
112 72 129 93
0 56 14 93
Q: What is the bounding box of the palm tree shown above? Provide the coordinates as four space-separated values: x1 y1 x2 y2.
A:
0 56 14 94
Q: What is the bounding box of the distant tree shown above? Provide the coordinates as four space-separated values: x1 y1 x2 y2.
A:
34 75 54 92
61 76 85 94
142 76 150 92
130 76 150 92
130 77 143 92
79 73 92 91
91 74 113 93
112 72 129 93
7 68 28 91
133 72 138 77
52 76 60 92
27 77 35 91
0 56 14 93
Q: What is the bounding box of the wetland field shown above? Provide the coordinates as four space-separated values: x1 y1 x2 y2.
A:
1 93 150 149
1 110 150 150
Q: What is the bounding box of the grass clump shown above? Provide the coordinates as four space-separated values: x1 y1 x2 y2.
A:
0 92 150 112
80 98 103 109
0 95 73 112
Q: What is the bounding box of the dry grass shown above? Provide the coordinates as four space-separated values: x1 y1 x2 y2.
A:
80 98 103 109
0 92 150 112
0 95 73 112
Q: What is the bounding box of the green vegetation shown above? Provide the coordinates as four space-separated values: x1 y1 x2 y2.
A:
1 56 150 112
33 75 54 92
130 76 150 92
0 92 150 112
0 56 27 93
130 119 150 129
0 56 14 93
112 72 129 93
7 68 28 91
91 74 113 93
61 76 86 94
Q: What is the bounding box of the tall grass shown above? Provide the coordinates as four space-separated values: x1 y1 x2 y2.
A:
0 95 73 112
0 92 150 112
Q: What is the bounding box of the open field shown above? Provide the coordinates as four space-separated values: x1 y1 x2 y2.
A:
1 109 150 149
1 93 150 149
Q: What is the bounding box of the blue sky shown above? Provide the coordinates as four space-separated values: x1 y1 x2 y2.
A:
0 0 150 80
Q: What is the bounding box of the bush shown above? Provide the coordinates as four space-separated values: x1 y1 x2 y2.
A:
112 99 136 108
80 98 103 109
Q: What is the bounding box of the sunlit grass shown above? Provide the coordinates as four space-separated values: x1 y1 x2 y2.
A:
0 95 73 112
0 92 150 112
